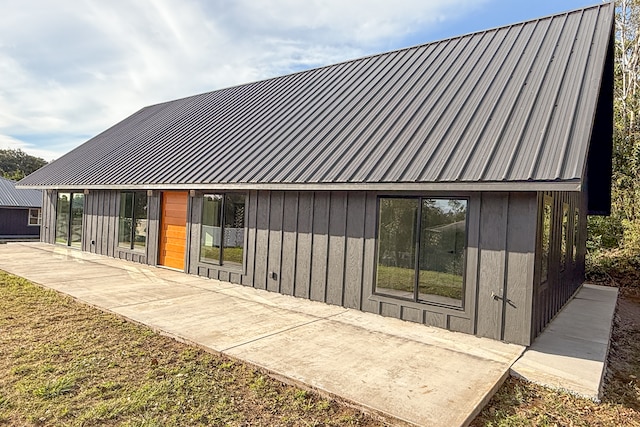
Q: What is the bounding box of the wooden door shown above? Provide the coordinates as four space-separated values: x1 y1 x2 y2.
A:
158 191 188 270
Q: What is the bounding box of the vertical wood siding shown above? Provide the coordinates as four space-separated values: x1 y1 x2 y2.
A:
532 190 585 339
231 190 539 345
41 190 162 265
42 190 57 243
0 208 40 237
40 188 564 346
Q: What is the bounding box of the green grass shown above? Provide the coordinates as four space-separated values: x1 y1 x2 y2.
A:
200 246 244 265
0 271 384 426
376 265 463 300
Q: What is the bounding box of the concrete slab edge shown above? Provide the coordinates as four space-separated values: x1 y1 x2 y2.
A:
509 284 619 403
508 368 600 402
460 367 513 427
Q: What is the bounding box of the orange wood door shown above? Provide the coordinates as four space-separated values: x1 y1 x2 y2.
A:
158 191 188 270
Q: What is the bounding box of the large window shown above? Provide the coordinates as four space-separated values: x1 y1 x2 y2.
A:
118 191 148 251
200 193 245 267
376 197 468 306
56 192 84 247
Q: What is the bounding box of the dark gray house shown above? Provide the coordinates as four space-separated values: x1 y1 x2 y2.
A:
19 3 614 346
0 176 42 240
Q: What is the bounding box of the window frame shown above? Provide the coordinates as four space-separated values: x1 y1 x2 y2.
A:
199 192 247 270
118 191 148 251
374 196 469 309
28 208 42 226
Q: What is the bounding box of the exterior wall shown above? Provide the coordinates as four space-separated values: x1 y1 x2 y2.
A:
41 190 161 265
40 188 560 346
0 207 40 238
190 190 538 345
532 191 586 338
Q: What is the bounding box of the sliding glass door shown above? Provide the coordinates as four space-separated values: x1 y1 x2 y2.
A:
56 192 84 247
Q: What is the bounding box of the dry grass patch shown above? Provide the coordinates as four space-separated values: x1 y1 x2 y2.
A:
472 286 640 427
0 271 386 426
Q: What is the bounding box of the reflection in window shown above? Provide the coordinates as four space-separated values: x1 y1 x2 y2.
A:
55 193 70 244
56 192 84 247
573 208 580 263
200 193 245 267
541 196 552 283
70 194 84 247
376 197 467 306
118 192 148 250
561 203 569 270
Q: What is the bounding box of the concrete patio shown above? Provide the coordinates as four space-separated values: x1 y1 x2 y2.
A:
0 242 618 425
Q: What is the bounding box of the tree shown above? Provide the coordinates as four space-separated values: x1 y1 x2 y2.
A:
589 0 640 254
0 149 47 181
613 0 640 252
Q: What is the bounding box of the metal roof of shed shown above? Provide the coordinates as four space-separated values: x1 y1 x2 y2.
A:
19 3 614 192
0 177 42 208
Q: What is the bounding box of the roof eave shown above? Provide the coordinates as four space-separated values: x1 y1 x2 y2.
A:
15 180 582 193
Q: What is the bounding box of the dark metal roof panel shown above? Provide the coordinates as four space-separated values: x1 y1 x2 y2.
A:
19 3 614 189
0 177 42 207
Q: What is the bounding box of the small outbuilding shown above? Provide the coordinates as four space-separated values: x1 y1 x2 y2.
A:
0 176 42 240
19 3 614 345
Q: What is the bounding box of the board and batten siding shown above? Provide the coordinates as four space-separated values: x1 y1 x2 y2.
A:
189 190 540 345
40 188 581 346
41 190 161 266
532 190 586 339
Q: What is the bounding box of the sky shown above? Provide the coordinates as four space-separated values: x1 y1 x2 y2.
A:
0 0 606 161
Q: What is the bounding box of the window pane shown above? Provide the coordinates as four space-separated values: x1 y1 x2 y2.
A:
118 192 133 248
28 209 41 226
222 193 245 266
376 198 418 298
133 192 148 250
418 199 466 302
70 193 84 247
56 193 70 244
200 194 222 263
573 208 579 263
541 196 552 283
561 203 569 270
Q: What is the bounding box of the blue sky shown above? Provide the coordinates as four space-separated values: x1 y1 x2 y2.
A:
0 0 606 160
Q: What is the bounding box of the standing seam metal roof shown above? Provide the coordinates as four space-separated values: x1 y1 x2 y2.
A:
19 3 614 190
0 177 42 207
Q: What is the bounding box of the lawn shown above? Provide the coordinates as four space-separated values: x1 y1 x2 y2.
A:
0 271 384 426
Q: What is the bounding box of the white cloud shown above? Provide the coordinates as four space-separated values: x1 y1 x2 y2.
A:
0 0 489 159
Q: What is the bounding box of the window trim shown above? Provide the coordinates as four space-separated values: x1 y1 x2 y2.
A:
118 191 148 252
199 192 247 270
28 208 42 226
373 196 469 309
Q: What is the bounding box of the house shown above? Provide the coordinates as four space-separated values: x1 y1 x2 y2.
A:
0 176 42 240
18 3 614 346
